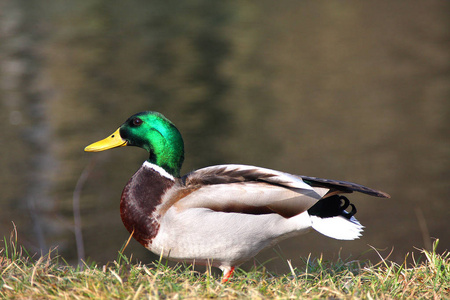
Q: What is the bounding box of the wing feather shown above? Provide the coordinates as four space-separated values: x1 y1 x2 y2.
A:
184 164 315 190
298 175 390 198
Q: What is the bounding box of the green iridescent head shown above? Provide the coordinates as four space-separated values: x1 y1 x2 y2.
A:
85 111 184 177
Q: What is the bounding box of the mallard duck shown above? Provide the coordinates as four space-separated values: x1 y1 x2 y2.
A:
85 111 390 282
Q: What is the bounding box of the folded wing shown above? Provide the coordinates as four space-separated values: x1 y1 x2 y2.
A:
168 165 329 218
160 164 389 219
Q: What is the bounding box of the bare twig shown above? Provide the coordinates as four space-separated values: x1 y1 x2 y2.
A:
73 157 96 268
414 207 432 251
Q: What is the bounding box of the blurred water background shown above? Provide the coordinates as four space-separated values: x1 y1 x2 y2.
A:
1 0 448 273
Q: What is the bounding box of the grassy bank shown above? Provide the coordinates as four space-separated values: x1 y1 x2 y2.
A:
1 233 448 299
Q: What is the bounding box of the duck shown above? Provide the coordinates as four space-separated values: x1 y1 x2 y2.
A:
85 111 390 282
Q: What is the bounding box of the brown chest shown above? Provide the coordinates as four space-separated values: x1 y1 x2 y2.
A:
120 165 174 246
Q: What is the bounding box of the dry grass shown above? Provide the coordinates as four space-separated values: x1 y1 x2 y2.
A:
1 230 448 299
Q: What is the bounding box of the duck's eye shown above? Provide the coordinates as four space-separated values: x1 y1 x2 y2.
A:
132 118 143 126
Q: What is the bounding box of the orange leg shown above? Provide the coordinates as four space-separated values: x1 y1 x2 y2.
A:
221 266 235 283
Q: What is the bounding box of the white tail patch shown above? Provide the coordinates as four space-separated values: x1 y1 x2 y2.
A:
310 215 364 240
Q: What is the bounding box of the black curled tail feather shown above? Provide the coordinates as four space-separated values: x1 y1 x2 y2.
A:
308 195 363 240
308 195 357 220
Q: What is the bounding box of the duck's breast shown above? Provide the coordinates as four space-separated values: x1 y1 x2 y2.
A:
120 162 175 246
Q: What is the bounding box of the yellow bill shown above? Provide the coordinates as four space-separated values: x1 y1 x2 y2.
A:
84 128 127 152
